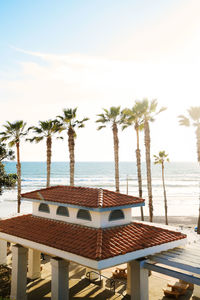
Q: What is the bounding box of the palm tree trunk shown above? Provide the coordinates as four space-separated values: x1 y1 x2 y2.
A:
144 120 153 222
135 127 144 221
112 123 119 192
161 162 168 225
46 136 52 188
16 142 21 213
68 127 75 186
196 126 200 234
196 125 200 163
197 189 200 235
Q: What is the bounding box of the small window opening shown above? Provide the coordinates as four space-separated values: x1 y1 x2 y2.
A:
109 210 125 221
56 206 69 217
38 203 50 213
77 209 91 221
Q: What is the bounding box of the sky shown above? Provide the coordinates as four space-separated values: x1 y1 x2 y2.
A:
0 0 200 162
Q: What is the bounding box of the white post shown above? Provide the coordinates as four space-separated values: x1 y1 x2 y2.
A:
51 257 69 300
193 285 200 297
128 260 149 300
27 248 41 279
127 263 131 295
10 244 28 300
0 239 7 265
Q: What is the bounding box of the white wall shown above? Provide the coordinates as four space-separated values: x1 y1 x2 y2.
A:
32 202 132 228
100 208 132 228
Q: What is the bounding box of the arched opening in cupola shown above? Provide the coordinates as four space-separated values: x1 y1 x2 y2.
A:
77 209 91 221
109 209 125 221
38 203 50 213
56 206 69 217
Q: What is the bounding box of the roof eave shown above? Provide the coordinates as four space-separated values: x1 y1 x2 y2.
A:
97 237 187 270
21 197 145 211
0 232 187 270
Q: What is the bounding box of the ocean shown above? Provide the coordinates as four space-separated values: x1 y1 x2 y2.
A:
0 161 199 218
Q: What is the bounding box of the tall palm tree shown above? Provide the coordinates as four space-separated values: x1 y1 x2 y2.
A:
96 106 122 192
57 108 89 186
27 120 62 188
154 151 169 225
121 105 144 220
178 107 200 234
137 99 166 222
0 121 27 213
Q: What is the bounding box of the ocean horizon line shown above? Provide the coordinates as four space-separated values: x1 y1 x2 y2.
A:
3 160 199 164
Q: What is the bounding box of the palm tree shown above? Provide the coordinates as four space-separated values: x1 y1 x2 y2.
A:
0 121 27 213
0 142 15 162
137 99 166 222
154 151 169 225
121 105 144 220
57 108 89 186
27 120 62 188
96 106 122 192
178 107 200 234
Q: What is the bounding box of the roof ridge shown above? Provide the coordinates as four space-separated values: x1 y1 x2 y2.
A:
102 188 144 199
95 228 103 260
21 185 62 195
98 188 103 207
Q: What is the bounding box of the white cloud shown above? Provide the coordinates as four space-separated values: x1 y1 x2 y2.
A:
1 22 200 162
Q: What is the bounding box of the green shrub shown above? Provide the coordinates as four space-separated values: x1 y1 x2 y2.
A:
0 163 17 188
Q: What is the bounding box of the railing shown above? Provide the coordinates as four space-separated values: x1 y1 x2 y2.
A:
86 270 128 297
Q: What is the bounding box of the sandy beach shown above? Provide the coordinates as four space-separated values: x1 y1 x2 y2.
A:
134 215 198 228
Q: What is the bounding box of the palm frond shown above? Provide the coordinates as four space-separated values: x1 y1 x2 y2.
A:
96 118 107 124
156 106 167 115
8 140 16 148
121 124 129 131
97 125 106 130
188 107 200 122
178 115 190 127
153 151 169 164
149 99 158 112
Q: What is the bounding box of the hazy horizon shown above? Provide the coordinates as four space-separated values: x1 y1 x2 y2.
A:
3 160 199 164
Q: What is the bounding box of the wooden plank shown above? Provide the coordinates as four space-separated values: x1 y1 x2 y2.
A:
149 255 200 274
168 247 200 257
181 244 200 250
158 255 200 270
186 245 200 253
157 249 200 262
166 250 200 262
160 250 200 266
152 252 200 269
143 262 200 285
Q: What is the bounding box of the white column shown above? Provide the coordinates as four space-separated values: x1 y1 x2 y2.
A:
10 244 28 300
27 248 41 279
51 257 69 300
0 239 7 265
127 260 149 300
193 285 200 297
127 263 131 295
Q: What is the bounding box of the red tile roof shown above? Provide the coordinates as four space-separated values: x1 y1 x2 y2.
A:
0 215 186 260
21 185 144 208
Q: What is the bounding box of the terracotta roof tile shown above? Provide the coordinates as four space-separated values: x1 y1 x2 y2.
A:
0 215 186 260
21 185 144 208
